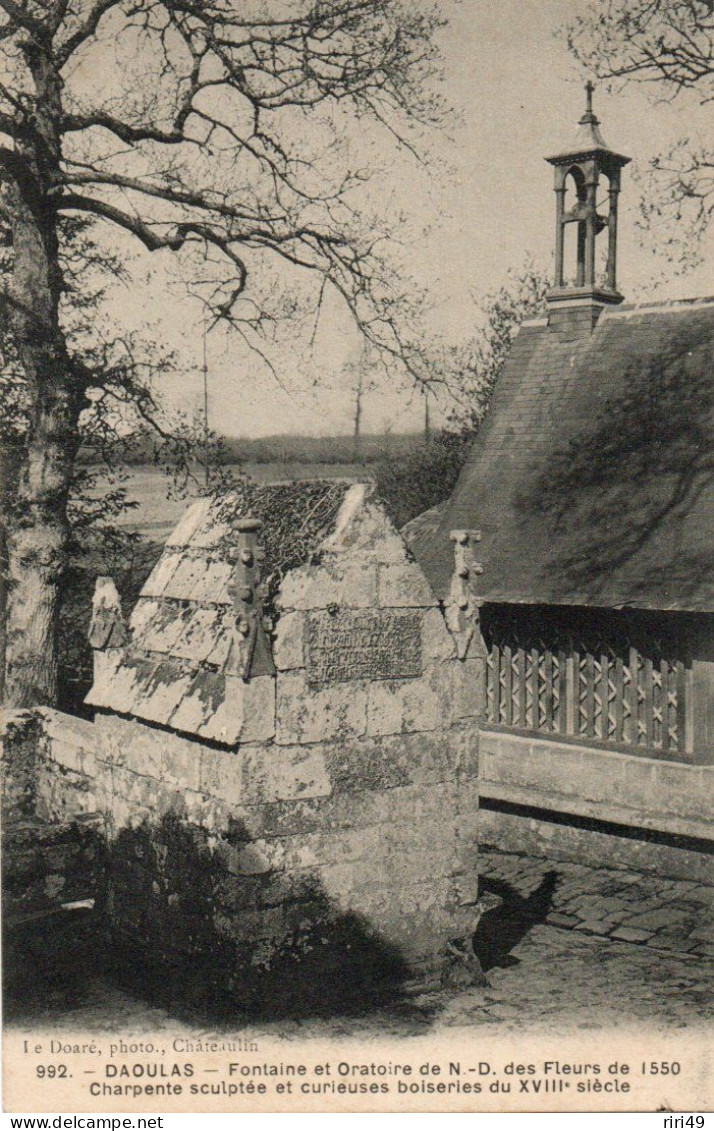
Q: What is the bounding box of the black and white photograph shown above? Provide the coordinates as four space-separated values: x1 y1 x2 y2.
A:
0 0 712 1116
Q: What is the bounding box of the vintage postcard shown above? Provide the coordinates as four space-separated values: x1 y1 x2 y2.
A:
1 0 712 1116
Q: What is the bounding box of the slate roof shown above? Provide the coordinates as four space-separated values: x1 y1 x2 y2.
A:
412 298 714 612
86 481 350 740
545 111 629 168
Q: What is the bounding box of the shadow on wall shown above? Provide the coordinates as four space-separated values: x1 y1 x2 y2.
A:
3 907 104 1015
4 815 565 1026
107 813 415 1023
2 816 110 1016
5 813 414 1025
518 324 714 604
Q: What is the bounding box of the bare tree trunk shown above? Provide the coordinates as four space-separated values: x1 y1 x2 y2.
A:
424 392 431 442
0 440 21 703
1 43 83 708
4 388 81 707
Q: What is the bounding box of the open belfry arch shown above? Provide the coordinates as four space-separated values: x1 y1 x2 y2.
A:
548 82 630 305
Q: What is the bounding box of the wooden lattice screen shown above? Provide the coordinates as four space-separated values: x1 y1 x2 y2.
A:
483 605 690 757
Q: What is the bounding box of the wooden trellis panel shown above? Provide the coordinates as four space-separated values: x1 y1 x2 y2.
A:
486 634 685 756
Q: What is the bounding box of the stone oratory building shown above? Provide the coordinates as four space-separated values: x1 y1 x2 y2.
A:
410 87 714 881
2 89 712 1007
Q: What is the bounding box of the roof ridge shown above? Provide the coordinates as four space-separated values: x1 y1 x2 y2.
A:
603 296 714 319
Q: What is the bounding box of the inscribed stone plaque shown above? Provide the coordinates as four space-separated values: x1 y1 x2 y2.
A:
306 609 422 687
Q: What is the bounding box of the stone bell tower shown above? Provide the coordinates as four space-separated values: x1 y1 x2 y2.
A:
546 83 630 332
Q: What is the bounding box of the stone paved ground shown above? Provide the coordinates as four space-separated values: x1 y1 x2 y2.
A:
6 850 713 1040
478 849 714 959
441 921 713 1036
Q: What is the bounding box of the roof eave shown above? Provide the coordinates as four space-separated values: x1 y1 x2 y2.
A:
545 148 631 168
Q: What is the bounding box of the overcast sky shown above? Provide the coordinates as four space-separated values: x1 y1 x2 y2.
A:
108 0 714 438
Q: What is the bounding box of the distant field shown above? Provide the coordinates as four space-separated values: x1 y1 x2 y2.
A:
82 431 425 469
93 462 374 540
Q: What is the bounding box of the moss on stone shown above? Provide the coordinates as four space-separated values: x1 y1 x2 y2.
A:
212 480 352 619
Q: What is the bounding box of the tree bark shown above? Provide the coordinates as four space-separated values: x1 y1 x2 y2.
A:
4 381 82 707
2 40 83 708
0 440 19 703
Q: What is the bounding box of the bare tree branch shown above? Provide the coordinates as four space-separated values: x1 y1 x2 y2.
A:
55 0 123 66
565 0 714 268
0 0 447 704
0 0 44 39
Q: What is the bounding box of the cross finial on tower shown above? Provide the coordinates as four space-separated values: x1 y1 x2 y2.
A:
583 80 596 122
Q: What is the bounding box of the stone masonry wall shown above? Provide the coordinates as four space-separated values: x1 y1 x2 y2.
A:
16 493 481 998
480 728 714 839
479 728 714 882
0 712 107 1002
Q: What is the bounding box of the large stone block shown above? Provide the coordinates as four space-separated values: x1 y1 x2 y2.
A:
272 611 305 671
276 560 378 612
172 672 276 746
180 788 231 831
241 743 332 804
200 742 333 809
452 869 481 908
40 708 96 749
480 808 714 883
200 747 244 806
376 780 459 827
380 822 460 880
276 672 368 745
315 865 459 958
97 714 135 762
556 746 631 805
161 733 202 792
44 737 83 775
479 731 585 795
324 730 464 795
421 608 458 663
366 663 457 736
112 765 163 810
323 735 409 794
316 859 384 904
108 720 165 780
322 492 410 564
224 839 286 876
282 826 371 871
252 792 385 840
651 762 704 815
455 657 486 718
377 562 436 608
